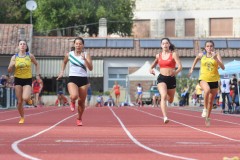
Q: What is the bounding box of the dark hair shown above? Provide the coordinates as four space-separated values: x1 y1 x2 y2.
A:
73 37 84 45
161 38 175 51
204 40 215 47
71 47 75 51
18 40 29 52
203 40 215 53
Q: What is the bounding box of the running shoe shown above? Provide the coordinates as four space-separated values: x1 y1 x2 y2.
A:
163 117 169 124
201 108 207 118
76 119 83 126
205 117 211 127
19 117 25 124
70 102 75 112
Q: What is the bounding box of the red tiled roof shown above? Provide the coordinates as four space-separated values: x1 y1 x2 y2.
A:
0 24 32 55
1 24 240 58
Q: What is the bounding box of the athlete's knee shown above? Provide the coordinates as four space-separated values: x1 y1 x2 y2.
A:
70 95 78 100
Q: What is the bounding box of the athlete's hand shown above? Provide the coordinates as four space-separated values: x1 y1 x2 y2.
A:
188 69 193 78
56 72 64 80
81 52 86 60
149 68 155 75
212 52 217 60
171 70 176 76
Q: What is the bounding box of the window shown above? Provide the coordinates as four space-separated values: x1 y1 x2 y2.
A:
108 67 128 88
210 18 233 36
165 19 175 37
185 19 195 37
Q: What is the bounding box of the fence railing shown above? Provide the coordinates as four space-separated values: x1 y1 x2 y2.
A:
0 86 16 109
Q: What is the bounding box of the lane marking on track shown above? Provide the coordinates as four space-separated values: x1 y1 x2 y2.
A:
11 113 77 160
0 108 64 122
176 142 212 145
55 140 95 143
168 110 240 126
108 107 197 160
173 107 240 118
150 107 240 126
132 108 240 142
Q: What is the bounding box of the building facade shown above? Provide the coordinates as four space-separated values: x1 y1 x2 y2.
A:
133 0 240 38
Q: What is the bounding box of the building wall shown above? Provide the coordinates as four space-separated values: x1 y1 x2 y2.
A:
134 0 240 38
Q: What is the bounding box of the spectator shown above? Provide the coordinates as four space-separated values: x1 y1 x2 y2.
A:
136 83 143 106
38 74 44 106
106 95 114 107
112 81 120 107
230 74 238 104
6 75 14 88
87 83 92 106
95 93 104 107
219 74 232 113
32 75 43 107
0 75 7 86
191 91 197 105
55 91 69 107
152 92 160 108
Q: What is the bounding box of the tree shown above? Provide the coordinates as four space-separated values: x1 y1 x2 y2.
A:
33 0 135 36
0 0 29 24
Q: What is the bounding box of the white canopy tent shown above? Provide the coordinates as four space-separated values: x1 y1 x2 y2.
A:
128 61 160 81
126 61 160 103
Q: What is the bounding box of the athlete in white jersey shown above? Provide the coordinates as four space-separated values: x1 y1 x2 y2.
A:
136 83 143 106
57 37 93 126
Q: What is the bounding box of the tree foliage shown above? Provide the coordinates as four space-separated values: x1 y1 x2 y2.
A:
33 0 135 36
0 0 29 23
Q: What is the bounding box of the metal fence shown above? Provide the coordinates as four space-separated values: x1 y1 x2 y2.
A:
0 87 16 109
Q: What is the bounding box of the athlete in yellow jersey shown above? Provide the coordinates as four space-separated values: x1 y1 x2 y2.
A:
8 40 39 124
188 40 225 126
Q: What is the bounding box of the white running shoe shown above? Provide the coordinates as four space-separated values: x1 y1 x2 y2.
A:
164 117 169 124
201 108 207 118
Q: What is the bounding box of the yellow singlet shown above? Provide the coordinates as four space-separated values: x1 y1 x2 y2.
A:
14 52 32 79
199 54 220 82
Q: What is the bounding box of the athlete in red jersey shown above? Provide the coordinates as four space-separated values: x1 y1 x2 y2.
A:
149 38 182 124
32 75 43 107
112 81 120 107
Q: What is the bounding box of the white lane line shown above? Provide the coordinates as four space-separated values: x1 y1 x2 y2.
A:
108 107 197 160
0 108 64 122
168 110 240 126
173 107 240 118
132 108 240 142
11 113 77 160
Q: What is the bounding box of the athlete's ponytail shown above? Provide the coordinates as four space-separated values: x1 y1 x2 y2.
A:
161 38 175 51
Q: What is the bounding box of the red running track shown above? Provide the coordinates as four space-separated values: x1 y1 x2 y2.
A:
0 106 240 160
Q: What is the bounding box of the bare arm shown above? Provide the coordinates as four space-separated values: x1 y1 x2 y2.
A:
213 52 225 70
57 53 69 80
188 53 203 77
8 55 16 73
30 53 40 76
149 54 159 75
83 52 93 71
172 52 182 75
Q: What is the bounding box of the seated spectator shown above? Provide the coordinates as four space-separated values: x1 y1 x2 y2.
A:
55 91 69 107
191 91 197 105
95 94 104 107
152 93 160 107
106 95 114 107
